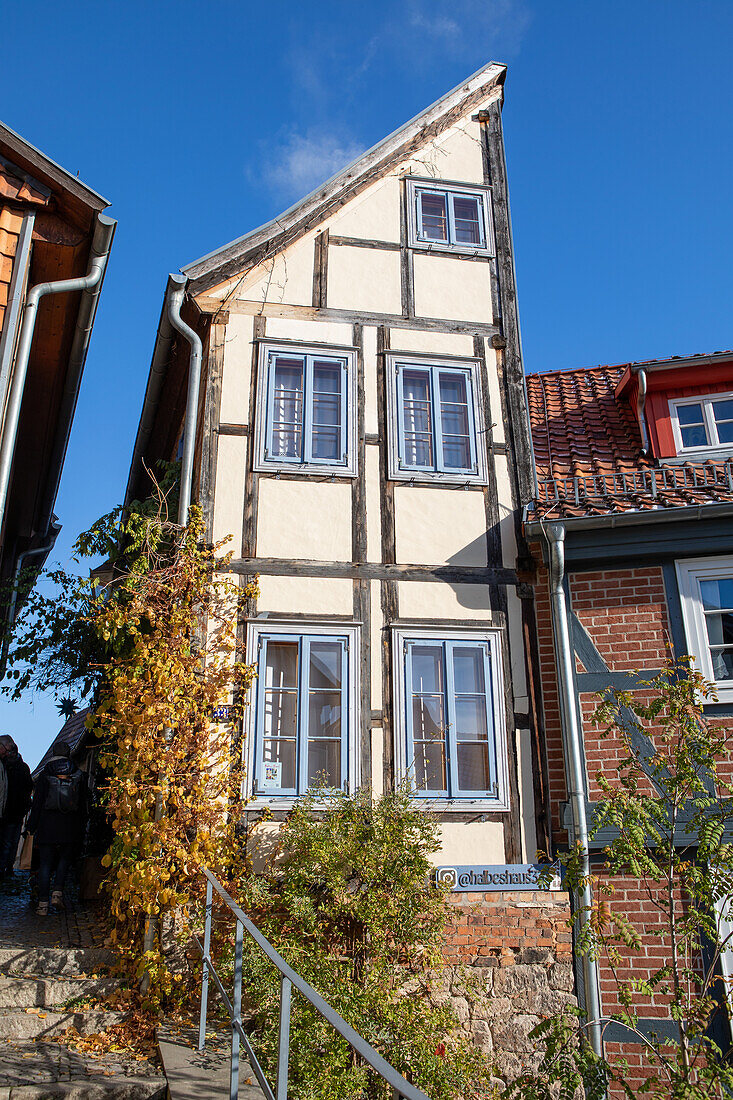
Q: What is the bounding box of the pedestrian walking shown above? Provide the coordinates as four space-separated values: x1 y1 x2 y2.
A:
27 741 87 915
0 736 33 877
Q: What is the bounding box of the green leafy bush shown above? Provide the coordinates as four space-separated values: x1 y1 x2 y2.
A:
230 785 496 1100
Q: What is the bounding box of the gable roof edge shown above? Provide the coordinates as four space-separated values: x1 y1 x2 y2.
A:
182 61 506 295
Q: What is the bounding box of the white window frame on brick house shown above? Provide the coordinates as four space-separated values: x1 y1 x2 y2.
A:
676 557 733 704
406 178 494 256
384 353 489 484
391 626 510 811
669 391 733 459
243 620 361 807
252 341 358 476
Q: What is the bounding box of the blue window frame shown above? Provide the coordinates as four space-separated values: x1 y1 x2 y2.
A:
264 349 349 467
407 180 493 254
404 638 498 800
254 633 349 797
395 362 478 475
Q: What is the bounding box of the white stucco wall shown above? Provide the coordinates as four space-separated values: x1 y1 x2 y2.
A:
327 245 402 315
394 487 487 566
256 479 352 560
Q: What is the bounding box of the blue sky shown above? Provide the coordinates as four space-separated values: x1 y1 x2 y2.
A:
1 0 732 766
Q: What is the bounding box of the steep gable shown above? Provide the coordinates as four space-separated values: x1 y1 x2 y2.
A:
184 61 506 301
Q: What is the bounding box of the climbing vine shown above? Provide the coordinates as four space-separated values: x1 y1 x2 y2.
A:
5 475 257 1007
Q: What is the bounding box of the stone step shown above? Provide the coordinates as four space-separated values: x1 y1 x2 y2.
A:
0 1038 166 1099
0 976 118 1009
0 1009 122 1041
0 948 115 978
0 1081 167 1099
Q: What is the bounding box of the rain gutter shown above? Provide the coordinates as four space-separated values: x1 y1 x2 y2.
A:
124 273 202 527
545 522 603 1057
0 213 116 542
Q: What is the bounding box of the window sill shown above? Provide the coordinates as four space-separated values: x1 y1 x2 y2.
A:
667 448 733 464
253 460 358 478
389 469 487 487
412 797 511 813
410 240 493 259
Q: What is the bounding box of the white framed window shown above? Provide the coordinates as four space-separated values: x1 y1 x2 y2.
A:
406 178 493 255
244 621 361 805
670 392 733 457
252 342 358 476
677 557 733 703
385 353 488 484
392 627 510 810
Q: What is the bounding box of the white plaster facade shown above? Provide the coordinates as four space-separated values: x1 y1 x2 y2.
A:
127 63 543 870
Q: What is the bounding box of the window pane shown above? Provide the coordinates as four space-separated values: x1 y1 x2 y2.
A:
264 641 298 689
711 650 733 681
412 694 445 738
677 403 705 426
705 612 733 647
712 399 733 422
312 361 342 461
681 424 709 448
309 641 342 690
452 196 482 245
713 399 733 444
419 192 448 241
272 358 304 458
414 741 446 791
452 646 485 693
700 579 733 611
439 372 471 469
308 739 341 786
457 743 491 791
401 369 434 466
264 689 297 739
411 645 443 693
455 697 489 741
261 739 296 789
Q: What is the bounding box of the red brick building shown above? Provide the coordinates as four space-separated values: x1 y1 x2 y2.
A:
524 352 733 1076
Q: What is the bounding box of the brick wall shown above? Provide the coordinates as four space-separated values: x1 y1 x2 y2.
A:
530 553 718 1090
434 890 574 1083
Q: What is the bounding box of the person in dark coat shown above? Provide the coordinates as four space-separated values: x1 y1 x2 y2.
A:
0 735 33 877
27 741 87 915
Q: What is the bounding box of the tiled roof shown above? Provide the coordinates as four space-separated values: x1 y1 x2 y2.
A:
526 364 733 520
33 708 91 777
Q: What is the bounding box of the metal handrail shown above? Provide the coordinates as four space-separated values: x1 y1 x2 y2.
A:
193 865 430 1100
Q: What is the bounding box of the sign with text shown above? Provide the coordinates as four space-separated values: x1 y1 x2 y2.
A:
435 864 562 892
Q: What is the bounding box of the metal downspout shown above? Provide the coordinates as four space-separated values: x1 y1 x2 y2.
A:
545 521 603 1057
165 274 202 527
636 368 649 455
0 216 115 540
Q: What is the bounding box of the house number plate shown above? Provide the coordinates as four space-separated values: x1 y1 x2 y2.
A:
435 864 562 891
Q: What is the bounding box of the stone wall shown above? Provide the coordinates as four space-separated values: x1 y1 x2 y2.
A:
437 889 575 1082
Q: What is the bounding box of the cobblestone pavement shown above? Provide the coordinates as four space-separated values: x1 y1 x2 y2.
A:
0 872 107 950
0 872 167 1096
0 1038 164 1089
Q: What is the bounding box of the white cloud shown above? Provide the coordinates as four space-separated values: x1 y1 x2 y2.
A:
403 0 532 63
259 130 365 203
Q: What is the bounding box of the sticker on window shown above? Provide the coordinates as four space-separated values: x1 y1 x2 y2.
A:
261 762 283 790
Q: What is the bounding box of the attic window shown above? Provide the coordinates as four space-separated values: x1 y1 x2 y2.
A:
670 392 733 456
407 179 493 255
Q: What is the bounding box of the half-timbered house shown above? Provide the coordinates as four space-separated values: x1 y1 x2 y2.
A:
126 64 573 1076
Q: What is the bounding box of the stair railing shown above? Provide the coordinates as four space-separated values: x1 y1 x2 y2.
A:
193 865 430 1100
